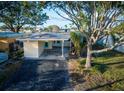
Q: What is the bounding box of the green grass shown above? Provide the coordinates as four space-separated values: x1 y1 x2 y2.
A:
71 50 124 91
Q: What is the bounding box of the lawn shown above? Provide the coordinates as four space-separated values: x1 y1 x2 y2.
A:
68 50 124 91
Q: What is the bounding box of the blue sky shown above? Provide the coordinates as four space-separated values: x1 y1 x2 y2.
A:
43 9 72 28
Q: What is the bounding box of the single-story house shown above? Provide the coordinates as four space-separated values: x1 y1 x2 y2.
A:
0 31 23 53
17 32 71 59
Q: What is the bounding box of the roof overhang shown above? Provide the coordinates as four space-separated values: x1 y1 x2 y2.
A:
16 38 69 42
16 32 70 42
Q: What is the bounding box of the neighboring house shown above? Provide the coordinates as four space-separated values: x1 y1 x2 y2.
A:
0 31 23 53
97 35 124 53
17 32 71 58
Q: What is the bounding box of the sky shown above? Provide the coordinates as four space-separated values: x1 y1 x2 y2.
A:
43 9 72 28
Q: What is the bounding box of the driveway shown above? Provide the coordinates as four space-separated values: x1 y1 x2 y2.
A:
0 59 72 91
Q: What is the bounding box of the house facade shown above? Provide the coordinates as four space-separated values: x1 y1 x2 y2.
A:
17 32 70 59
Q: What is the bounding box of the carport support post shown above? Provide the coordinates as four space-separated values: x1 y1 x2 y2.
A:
61 40 64 57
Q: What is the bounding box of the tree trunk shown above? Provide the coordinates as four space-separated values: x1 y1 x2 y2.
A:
77 49 81 58
11 28 20 33
10 28 16 32
16 27 21 33
85 41 92 69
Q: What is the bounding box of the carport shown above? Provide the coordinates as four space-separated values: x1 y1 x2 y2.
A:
17 32 70 59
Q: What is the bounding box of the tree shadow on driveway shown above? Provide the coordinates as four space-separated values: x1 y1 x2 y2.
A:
0 59 71 91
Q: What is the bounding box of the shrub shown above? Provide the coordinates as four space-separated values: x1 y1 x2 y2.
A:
70 31 86 57
92 63 108 73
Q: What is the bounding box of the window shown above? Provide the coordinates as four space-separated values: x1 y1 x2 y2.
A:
57 41 60 44
45 42 48 48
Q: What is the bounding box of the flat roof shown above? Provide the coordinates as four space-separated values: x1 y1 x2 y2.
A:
17 32 70 41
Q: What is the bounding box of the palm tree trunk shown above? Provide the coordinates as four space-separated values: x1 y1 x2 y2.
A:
85 41 92 69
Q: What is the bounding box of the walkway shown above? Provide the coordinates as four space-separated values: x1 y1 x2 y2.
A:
0 59 72 91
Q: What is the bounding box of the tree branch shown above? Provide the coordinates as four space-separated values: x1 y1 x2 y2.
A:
92 41 124 54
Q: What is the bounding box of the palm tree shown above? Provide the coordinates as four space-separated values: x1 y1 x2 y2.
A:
70 31 86 57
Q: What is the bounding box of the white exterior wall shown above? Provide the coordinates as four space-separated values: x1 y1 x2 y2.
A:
49 42 53 49
24 41 44 58
38 41 45 56
23 40 70 58
24 41 39 58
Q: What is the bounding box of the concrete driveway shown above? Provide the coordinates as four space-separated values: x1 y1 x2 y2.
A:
0 59 72 91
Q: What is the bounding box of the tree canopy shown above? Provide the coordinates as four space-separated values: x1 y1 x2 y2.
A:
48 1 124 68
0 1 49 32
44 25 60 32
